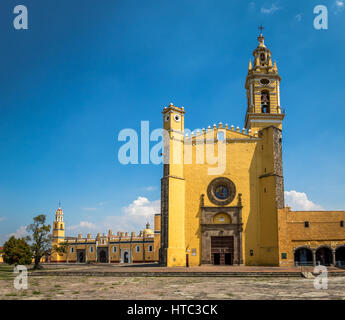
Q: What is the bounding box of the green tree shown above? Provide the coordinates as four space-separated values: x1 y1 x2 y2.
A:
52 241 68 256
2 236 32 265
26 214 52 270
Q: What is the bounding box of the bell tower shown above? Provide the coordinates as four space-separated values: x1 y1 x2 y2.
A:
244 29 285 133
52 204 65 244
160 103 186 267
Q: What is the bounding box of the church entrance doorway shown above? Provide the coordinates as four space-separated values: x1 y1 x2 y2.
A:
77 250 86 263
211 236 234 265
201 204 243 265
124 251 129 263
98 249 108 263
225 253 232 265
213 253 220 265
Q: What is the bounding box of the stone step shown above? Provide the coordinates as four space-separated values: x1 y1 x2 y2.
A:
30 271 304 277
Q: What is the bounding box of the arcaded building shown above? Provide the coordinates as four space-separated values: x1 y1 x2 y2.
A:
278 208 345 266
159 32 345 267
51 206 161 264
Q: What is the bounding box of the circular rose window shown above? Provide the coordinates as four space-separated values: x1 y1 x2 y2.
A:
214 185 229 199
207 177 236 206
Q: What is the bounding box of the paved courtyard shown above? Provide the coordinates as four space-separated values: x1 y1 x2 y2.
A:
1 263 345 300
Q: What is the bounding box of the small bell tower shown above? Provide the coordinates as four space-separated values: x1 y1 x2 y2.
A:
244 27 285 133
52 203 65 244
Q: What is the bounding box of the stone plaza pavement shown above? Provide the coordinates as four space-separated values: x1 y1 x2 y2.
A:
29 262 345 277
1 263 345 300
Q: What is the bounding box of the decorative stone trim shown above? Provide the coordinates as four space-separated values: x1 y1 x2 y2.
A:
201 205 243 265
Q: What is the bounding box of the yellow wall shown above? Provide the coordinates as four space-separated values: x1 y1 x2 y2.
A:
161 101 284 267
161 34 287 267
278 207 345 266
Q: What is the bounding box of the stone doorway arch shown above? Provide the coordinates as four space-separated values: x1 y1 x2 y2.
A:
76 249 86 263
316 246 332 266
335 246 345 267
124 251 129 263
120 249 131 264
294 247 313 266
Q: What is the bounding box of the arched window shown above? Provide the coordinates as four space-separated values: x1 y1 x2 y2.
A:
261 90 270 113
60 224 64 230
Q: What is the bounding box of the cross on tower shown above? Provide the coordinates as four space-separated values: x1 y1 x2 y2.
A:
258 25 264 34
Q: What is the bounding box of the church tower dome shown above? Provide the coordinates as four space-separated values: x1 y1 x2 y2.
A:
143 222 154 236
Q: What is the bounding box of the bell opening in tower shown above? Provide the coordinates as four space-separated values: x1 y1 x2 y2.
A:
261 90 270 113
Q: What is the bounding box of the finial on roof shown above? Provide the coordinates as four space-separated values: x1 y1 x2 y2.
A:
257 25 265 47
258 24 264 34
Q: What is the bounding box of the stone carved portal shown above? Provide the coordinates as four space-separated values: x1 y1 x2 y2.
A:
201 205 243 265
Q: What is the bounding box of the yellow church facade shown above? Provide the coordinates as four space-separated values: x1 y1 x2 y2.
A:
50 32 345 268
159 33 345 267
51 206 161 264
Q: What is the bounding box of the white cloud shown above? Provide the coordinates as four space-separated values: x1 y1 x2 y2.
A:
295 13 302 22
261 3 281 14
103 197 160 235
68 221 97 231
7 226 28 239
336 0 344 8
284 190 323 211
123 196 160 219
0 217 7 222
67 197 160 237
333 0 344 14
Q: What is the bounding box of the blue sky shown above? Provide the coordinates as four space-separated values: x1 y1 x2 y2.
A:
0 0 345 243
